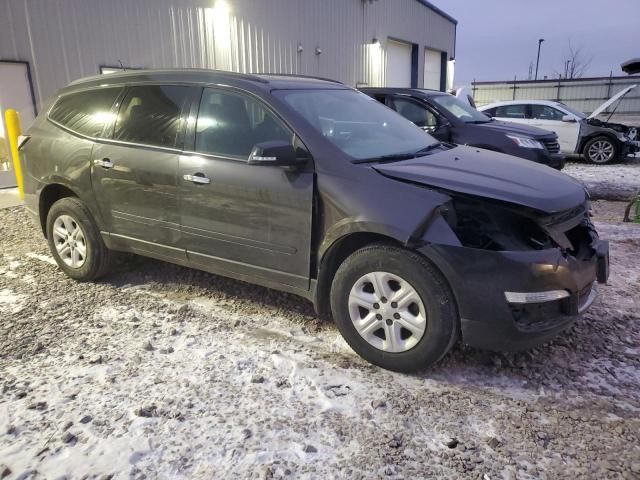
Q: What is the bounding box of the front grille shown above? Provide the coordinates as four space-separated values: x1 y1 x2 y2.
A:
542 138 560 153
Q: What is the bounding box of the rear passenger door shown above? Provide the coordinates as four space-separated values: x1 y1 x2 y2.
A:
91 84 191 261
178 87 314 290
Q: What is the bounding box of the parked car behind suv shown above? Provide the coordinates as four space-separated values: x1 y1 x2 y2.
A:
478 85 639 164
361 88 565 169
20 70 609 372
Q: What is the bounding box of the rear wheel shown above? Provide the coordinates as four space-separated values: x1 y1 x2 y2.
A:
46 197 113 281
330 245 458 372
583 136 618 164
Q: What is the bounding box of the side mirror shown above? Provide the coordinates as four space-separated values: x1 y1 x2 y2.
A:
483 111 493 118
562 114 576 123
247 140 305 167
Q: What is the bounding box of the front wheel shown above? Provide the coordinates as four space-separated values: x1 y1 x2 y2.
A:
583 136 618 164
330 245 458 372
46 197 113 281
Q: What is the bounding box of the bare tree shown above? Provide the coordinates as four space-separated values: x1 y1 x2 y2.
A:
558 40 593 79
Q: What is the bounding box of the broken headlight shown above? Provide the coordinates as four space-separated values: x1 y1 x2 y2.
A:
440 197 555 251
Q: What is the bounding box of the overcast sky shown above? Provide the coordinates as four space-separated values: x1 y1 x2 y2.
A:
435 0 640 85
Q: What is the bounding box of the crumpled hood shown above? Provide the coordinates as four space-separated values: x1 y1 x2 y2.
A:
473 119 556 138
373 145 585 213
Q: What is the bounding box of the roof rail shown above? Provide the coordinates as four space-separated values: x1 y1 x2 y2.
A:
69 68 270 86
254 73 344 85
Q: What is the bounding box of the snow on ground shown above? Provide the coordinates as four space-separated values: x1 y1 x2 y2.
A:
563 156 640 200
0 205 639 479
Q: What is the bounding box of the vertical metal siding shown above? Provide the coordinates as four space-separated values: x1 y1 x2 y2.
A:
0 0 456 110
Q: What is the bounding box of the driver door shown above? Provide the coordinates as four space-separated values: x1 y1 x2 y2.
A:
528 104 580 153
179 87 314 290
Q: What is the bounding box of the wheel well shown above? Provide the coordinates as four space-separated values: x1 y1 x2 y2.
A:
580 133 619 154
314 232 400 320
39 184 78 237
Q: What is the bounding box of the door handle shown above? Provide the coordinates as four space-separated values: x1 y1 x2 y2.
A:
183 173 211 184
93 158 114 169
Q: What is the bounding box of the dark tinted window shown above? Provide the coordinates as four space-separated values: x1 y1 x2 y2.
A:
391 97 439 128
530 104 565 120
494 104 527 119
114 85 189 148
195 89 292 157
49 88 121 137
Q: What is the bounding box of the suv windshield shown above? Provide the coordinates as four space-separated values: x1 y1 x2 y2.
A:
431 94 490 123
274 89 436 160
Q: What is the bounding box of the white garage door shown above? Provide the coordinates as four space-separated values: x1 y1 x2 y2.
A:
424 49 442 90
386 40 412 87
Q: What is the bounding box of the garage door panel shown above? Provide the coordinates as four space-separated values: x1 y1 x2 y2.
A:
424 49 442 90
386 40 412 88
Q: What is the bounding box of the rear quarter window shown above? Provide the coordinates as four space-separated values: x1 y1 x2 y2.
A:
48 87 121 137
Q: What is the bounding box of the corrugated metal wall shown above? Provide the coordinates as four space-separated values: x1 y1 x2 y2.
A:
0 0 456 111
472 76 640 116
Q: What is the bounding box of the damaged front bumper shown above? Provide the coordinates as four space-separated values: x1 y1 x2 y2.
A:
417 197 609 352
421 239 608 351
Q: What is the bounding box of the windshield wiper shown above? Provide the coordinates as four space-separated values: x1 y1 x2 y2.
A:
353 142 446 164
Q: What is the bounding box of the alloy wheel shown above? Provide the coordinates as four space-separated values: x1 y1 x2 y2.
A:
348 271 427 353
52 214 87 268
587 140 614 163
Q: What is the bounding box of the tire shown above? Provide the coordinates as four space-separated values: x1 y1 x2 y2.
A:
45 197 113 281
330 245 458 373
583 136 618 164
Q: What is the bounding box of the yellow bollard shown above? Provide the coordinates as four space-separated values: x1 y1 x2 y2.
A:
5 109 24 200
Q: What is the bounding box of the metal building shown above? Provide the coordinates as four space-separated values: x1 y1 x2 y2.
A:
0 0 457 187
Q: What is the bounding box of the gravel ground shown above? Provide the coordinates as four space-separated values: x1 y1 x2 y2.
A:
0 205 639 479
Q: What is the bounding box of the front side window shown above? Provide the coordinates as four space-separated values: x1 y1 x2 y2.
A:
274 89 436 160
49 87 121 137
391 97 439 128
494 104 527 119
195 89 292 158
530 104 565 121
113 85 190 148
430 94 490 123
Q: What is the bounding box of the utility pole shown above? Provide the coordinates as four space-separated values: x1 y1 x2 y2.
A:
564 60 570 79
535 38 544 80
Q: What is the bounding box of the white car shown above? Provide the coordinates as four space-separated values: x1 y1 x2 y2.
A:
478 86 638 164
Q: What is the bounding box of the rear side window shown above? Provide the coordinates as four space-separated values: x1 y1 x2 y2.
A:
113 85 190 148
49 88 121 137
494 104 527 119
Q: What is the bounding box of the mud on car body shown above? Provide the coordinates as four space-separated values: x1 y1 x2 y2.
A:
19 70 609 372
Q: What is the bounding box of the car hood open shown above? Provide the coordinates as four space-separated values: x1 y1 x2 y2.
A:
588 84 637 119
373 145 585 213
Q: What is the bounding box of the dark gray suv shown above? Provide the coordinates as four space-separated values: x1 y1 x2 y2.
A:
20 70 609 372
361 88 566 169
